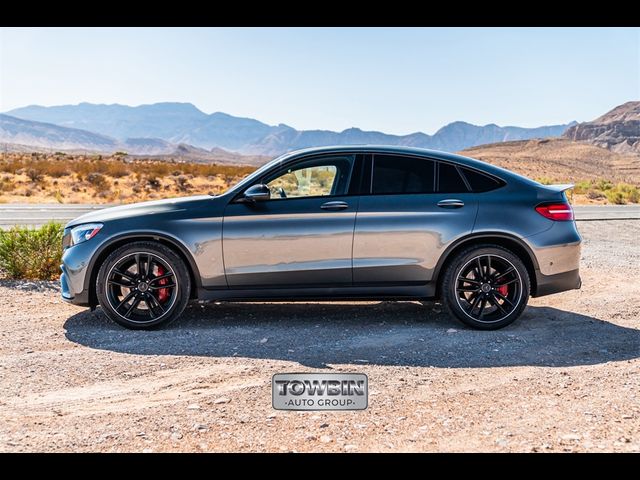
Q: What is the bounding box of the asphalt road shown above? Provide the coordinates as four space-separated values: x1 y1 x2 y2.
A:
0 203 639 228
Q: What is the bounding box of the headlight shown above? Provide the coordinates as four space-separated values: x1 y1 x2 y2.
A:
70 223 103 246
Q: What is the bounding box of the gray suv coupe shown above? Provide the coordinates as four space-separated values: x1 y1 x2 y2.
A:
61 146 582 330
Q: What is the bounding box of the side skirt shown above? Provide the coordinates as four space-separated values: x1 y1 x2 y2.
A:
197 283 436 302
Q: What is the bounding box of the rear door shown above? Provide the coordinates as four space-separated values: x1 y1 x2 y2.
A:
352 154 479 285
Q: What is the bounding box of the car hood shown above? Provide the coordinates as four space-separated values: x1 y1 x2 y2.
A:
65 195 214 228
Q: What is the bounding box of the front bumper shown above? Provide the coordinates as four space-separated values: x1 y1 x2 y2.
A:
60 264 91 306
60 236 100 307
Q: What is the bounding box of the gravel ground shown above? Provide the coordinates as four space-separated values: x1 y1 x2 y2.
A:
0 220 638 452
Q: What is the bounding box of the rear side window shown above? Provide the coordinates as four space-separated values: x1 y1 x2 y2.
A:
438 163 468 193
372 155 434 194
461 167 504 192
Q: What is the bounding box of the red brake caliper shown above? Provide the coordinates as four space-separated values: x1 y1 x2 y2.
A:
496 284 508 297
156 265 169 303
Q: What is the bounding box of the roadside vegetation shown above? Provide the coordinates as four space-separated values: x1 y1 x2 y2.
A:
0 222 63 280
537 177 640 205
0 152 256 204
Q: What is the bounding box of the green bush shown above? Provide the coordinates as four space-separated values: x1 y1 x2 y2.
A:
572 180 592 195
603 183 640 205
605 189 626 205
536 177 555 185
596 179 614 191
617 183 640 203
0 222 63 280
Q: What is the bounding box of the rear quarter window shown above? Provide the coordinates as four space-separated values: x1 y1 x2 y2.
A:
438 163 468 193
461 167 504 192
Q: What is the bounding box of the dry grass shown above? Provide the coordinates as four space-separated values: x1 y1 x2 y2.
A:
0 152 256 204
2 141 640 205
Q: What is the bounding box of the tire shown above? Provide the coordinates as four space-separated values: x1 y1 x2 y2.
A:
440 245 530 330
96 241 191 329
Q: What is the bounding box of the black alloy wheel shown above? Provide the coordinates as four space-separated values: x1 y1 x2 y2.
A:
96 242 191 329
441 245 530 330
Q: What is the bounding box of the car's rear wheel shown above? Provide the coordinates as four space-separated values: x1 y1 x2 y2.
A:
96 241 191 329
441 245 530 330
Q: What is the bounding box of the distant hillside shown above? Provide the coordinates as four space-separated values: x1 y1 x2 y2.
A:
564 101 640 154
0 114 118 152
0 114 268 165
462 138 640 184
6 102 573 156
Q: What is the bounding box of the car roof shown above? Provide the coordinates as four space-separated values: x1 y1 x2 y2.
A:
276 145 537 185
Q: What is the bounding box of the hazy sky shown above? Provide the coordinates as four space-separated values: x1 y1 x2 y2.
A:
0 27 638 134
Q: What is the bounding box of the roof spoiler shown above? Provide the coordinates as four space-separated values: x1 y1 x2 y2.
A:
540 183 574 193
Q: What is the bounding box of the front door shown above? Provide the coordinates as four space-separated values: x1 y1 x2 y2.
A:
223 155 358 288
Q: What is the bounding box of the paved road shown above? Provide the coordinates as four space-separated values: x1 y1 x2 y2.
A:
572 205 640 221
0 204 109 228
0 203 639 228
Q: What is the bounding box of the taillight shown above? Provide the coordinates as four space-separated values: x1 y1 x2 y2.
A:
535 202 574 221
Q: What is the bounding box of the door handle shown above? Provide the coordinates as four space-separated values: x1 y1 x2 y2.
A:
437 199 464 208
321 201 349 211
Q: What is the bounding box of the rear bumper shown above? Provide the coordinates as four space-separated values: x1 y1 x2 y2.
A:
533 268 581 297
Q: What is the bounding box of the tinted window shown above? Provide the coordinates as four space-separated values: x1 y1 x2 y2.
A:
438 163 468 193
372 155 434 194
461 167 503 192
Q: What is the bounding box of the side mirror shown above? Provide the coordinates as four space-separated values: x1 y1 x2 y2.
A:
243 184 271 202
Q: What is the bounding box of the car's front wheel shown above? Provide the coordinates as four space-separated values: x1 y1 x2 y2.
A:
441 245 530 330
96 241 191 329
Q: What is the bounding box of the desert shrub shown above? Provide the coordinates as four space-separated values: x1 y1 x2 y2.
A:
146 176 161 189
26 167 44 183
174 175 192 192
606 189 627 205
0 222 63 280
0 158 25 174
104 162 129 178
604 183 640 204
131 162 172 179
40 160 71 178
596 179 614 191
536 177 555 185
586 190 605 200
0 177 15 192
73 161 95 180
617 183 640 203
572 180 592 195
86 172 109 190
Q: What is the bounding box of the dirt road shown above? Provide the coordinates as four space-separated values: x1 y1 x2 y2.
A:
1 221 639 452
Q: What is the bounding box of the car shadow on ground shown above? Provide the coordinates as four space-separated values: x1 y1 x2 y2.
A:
64 302 640 369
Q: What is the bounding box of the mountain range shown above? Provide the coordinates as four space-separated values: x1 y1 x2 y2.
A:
564 101 640 154
3 102 574 157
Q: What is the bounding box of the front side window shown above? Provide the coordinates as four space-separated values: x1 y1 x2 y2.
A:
372 155 435 194
265 156 353 199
